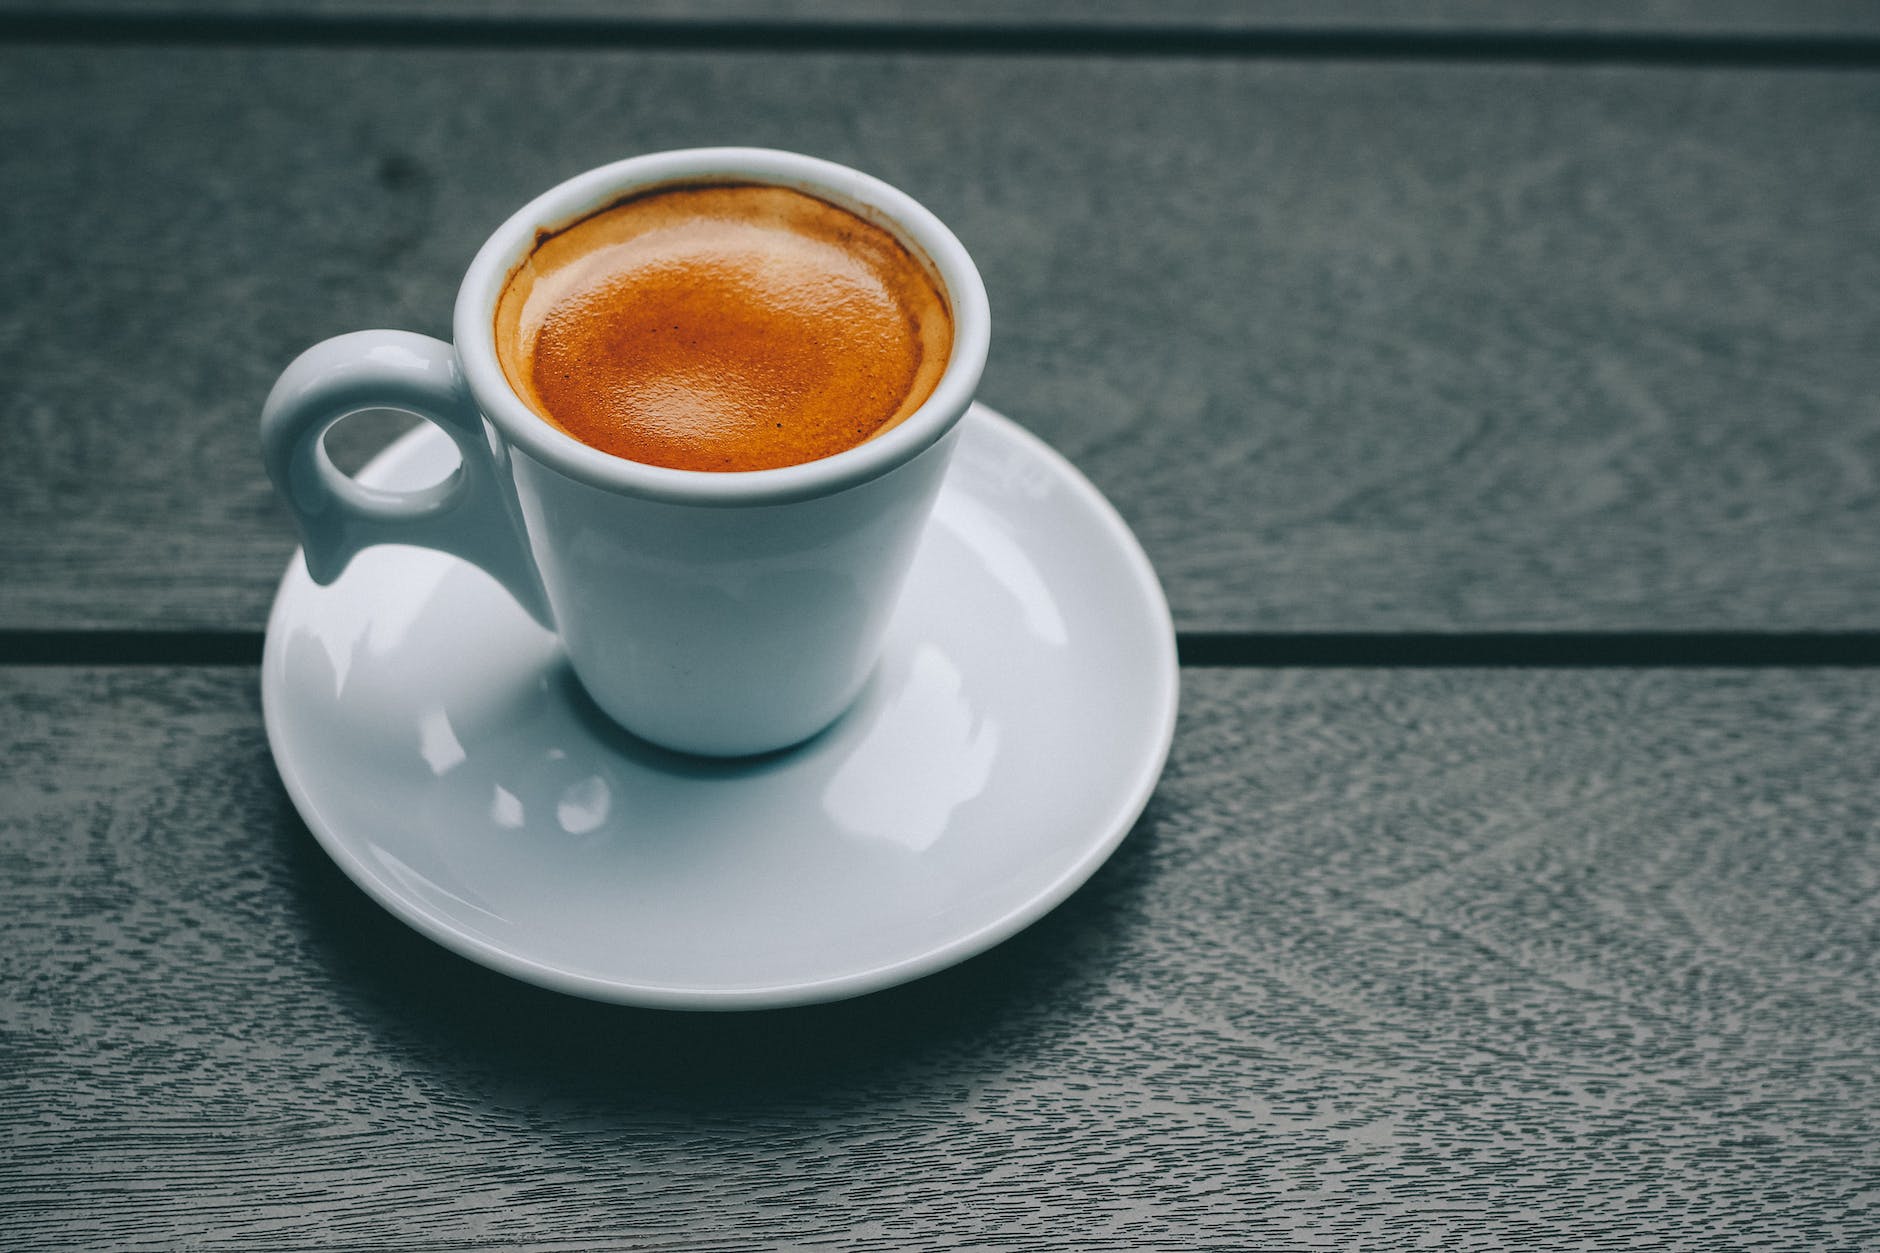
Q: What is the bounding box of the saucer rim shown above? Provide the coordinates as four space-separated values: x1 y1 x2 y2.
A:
261 402 1178 1010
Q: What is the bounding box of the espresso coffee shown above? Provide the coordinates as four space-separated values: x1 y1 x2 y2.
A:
494 182 952 472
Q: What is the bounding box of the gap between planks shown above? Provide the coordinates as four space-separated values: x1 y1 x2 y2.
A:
0 15 1878 68
9 630 1880 668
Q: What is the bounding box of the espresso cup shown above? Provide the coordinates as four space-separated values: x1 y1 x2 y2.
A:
261 148 990 756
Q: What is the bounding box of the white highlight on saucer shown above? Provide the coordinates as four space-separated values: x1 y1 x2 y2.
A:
557 775 613 835
491 785 525 829
823 644 1000 853
418 707 467 775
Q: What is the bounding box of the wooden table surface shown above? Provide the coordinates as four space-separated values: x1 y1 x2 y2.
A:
3 5 1877 1249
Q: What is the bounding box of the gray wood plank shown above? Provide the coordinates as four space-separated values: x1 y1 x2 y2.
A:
3 665 1876 1248
2 47 1878 631
7 0 1880 38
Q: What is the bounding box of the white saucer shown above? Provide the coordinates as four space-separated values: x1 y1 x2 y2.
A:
262 403 1177 1010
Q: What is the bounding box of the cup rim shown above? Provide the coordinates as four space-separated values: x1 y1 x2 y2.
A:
453 148 990 507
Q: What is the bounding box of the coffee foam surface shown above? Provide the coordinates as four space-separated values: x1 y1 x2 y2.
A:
495 183 951 473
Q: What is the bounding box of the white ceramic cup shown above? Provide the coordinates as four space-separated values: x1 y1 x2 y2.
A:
261 148 990 756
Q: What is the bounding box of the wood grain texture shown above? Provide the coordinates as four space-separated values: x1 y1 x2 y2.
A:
2 48 1879 632
3 666 1876 1249
6 0 1880 38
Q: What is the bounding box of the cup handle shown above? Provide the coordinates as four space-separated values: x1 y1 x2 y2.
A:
260 329 554 629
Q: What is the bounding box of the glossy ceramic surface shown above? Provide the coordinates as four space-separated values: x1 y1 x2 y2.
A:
262 404 1177 1009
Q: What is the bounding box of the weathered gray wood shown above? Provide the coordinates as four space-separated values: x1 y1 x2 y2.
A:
2 48 1878 631
3 666 1876 1248
6 0 1880 37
